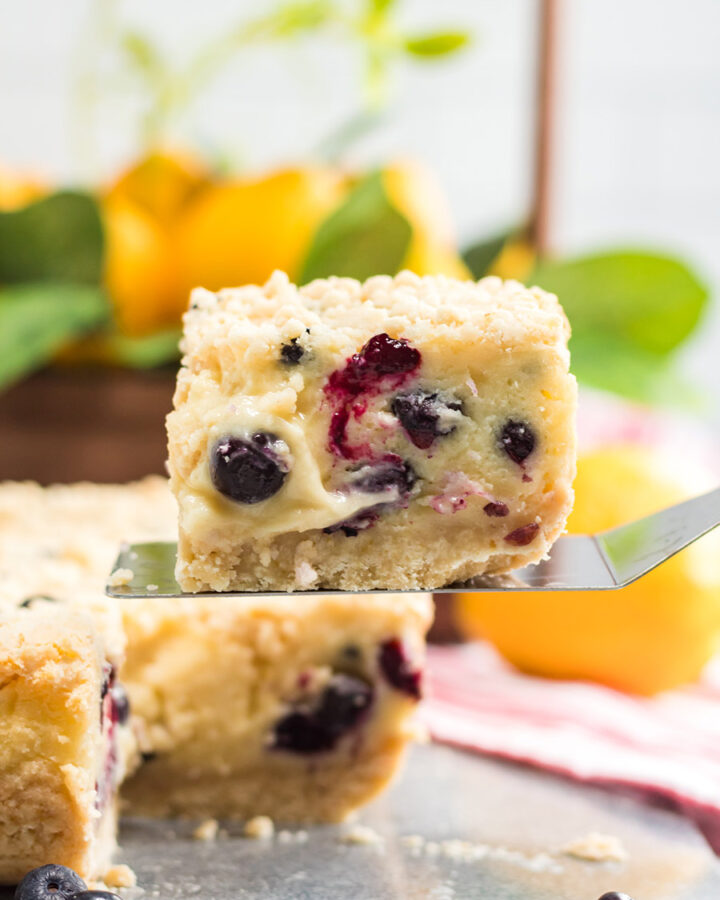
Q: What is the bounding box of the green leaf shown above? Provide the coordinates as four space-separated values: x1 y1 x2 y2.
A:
299 171 412 283
404 31 470 57
0 283 109 390
0 191 104 285
462 231 511 278
530 250 709 405
532 250 708 356
569 331 702 409
98 328 182 369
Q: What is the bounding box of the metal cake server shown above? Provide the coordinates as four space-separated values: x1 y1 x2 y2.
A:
106 487 719 598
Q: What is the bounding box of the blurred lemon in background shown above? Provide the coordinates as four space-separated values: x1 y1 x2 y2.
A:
383 160 471 279
175 167 347 293
457 445 720 695
106 149 210 226
102 194 180 335
488 234 535 282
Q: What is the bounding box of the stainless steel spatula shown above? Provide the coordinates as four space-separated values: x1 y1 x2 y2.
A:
106 487 719 598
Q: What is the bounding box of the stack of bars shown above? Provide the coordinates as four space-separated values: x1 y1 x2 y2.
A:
0 271 576 884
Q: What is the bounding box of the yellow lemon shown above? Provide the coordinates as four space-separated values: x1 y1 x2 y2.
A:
382 160 471 279
103 195 182 336
456 446 720 695
106 148 209 226
488 235 536 282
175 167 347 293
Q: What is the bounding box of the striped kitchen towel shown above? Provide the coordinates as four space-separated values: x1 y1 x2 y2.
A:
422 642 720 852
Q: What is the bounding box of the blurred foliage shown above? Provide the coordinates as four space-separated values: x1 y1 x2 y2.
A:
300 172 411 282
0 192 103 284
0 283 108 389
74 0 470 156
463 233 709 408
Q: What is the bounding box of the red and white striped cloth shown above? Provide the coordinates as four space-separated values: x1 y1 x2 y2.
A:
422 642 720 852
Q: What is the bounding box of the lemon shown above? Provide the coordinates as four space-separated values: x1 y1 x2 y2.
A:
105 148 209 226
175 167 347 293
456 446 720 695
102 195 182 336
383 160 471 279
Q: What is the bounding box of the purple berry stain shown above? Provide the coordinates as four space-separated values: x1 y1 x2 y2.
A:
324 333 421 459
379 639 422 700
273 674 373 754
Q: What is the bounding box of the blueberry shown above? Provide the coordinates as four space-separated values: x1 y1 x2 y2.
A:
504 522 540 546
378 639 422 699
273 673 373 754
391 390 463 450
350 457 417 495
361 333 421 377
71 893 122 899
14 864 86 900
324 457 417 536
597 894 634 900
110 683 130 726
211 433 290 504
280 337 305 365
499 419 536 464
327 333 421 396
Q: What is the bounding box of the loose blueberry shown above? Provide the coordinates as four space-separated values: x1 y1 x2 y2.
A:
483 501 509 517
504 522 540 545
71 893 123 899
499 419 536 465
391 390 463 450
378 639 422 700
273 673 373 754
14 864 86 900
280 337 305 365
211 433 290 504
597 894 634 900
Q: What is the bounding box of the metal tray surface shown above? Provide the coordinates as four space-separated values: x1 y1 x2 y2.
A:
5 745 719 899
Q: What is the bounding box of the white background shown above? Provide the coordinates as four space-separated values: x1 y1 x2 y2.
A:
1 0 718 425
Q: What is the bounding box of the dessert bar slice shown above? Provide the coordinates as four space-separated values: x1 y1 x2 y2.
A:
0 606 132 884
168 270 577 592
119 591 432 821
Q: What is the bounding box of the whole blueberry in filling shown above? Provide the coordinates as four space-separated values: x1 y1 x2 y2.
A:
324 457 417 537
379 639 422 699
280 337 305 365
350 456 417 495
391 389 463 450
273 673 373 754
499 419 536 465
211 432 291 504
